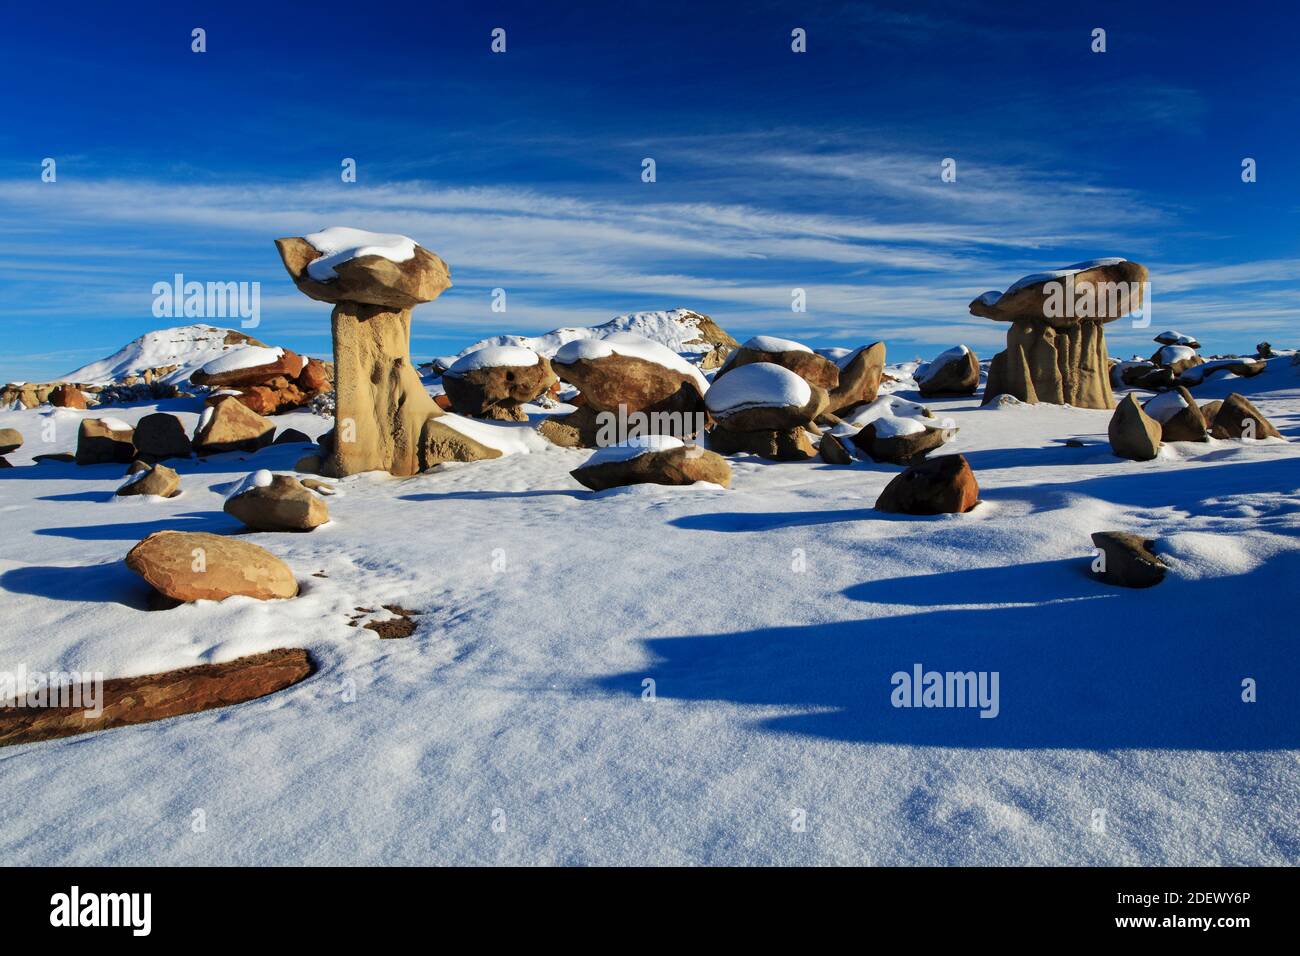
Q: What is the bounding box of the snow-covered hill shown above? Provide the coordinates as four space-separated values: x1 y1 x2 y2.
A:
433 309 737 370
62 325 272 385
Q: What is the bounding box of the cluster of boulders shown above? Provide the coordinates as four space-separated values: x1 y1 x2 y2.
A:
1111 331 1264 391
441 346 558 421
192 346 332 416
1108 390 1282 460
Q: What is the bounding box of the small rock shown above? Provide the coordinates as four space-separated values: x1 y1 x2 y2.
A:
1107 394 1161 461
116 463 181 498
875 454 979 515
818 432 853 464
224 472 330 531
0 428 23 456
1090 531 1167 588
571 439 732 491
192 395 274 455
851 420 947 465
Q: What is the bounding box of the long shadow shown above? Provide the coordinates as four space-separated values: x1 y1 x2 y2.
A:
594 550 1300 750
1 561 153 608
33 511 241 541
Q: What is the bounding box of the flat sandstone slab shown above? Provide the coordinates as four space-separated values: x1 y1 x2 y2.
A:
0 648 313 747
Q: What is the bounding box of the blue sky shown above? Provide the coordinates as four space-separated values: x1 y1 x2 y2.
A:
1 0 1296 382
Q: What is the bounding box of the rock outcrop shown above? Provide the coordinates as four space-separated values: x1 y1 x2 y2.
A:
570 436 732 491
224 471 330 531
277 227 494 476
875 454 979 514
973 259 1147 409
126 530 299 602
442 346 558 421
1107 394 1162 461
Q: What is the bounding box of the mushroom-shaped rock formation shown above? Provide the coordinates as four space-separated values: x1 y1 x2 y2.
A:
442 345 558 421
570 435 732 491
915 345 980 397
716 336 841 391
224 470 330 532
276 226 482 476
972 258 1148 409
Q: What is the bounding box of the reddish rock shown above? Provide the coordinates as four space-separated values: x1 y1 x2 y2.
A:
875 454 979 515
49 384 88 409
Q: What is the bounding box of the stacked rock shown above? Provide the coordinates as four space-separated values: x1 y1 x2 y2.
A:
705 362 827 461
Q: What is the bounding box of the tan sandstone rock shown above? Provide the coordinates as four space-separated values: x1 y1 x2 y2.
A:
571 440 732 491
193 395 275 455
717 336 841 391
1209 393 1283 440
224 472 329 532
116 463 181 498
0 428 21 456
49 384 88 409
916 346 980 397
442 346 558 421
76 417 136 465
826 342 887 414
1090 531 1167 589
1107 394 1162 461
125 530 298 602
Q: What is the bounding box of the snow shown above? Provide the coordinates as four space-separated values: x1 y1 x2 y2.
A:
831 395 955 437
434 309 724 370
0 355 1298 865
915 345 970 384
1155 330 1198 346
199 346 284 376
97 416 133 433
580 434 685 467
435 412 550 456
225 468 274 501
445 346 540 376
705 363 811 414
62 325 273 386
553 332 709 393
1002 257 1129 295
742 335 811 354
1143 389 1189 423
303 226 418 281
1155 345 1198 366
871 416 927 437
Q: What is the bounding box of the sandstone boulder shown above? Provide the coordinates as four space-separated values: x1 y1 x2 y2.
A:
537 406 602 449
193 396 274 455
705 362 828 432
1209 393 1284 440
875 454 979 515
421 419 504 468
75 417 135 465
116 463 181 498
716 335 840 391
1107 394 1162 461
49 384 88 409
551 332 709 422
818 432 853 464
1199 400 1222 429
1154 330 1200 349
1149 344 1203 377
0 428 22 455
191 346 306 388
1090 531 1167 588
1143 387 1207 443
707 424 816 461
224 471 329 531
442 346 557 421
570 436 732 491
916 345 980 397
826 342 886 414
851 418 947 465
125 530 298 602
133 412 193 461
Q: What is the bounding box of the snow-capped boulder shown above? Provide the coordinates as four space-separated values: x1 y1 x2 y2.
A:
192 396 275 455
552 332 708 412
1148 344 1203 377
570 435 732 491
1209 393 1284 441
224 471 330 532
126 531 298 603
116 463 181 498
1090 532 1167 588
973 258 1148 409
705 362 827 432
1176 357 1264 387
421 419 505 467
133 412 193 462
276 227 453 476
717 335 840 391
76 417 136 465
191 346 305 388
915 345 980 397
1154 330 1200 349
1143 387 1207 443
442 346 557 421
1108 395 1162 461
852 416 947 465
875 454 979 515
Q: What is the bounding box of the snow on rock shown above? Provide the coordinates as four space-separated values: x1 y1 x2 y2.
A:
742 335 811 354
1155 330 1199 347
303 226 417 281
581 434 685 467
1143 389 1189 423
830 394 954 437
915 345 971 384
199 346 285 377
705 362 811 414
445 346 540 376
62 325 273 386
225 468 275 501
1154 345 1198 367
554 332 709 393
1003 257 1129 295
435 412 549 456
434 309 733 371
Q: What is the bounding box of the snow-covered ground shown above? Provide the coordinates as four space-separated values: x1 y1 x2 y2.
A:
0 359 1297 865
